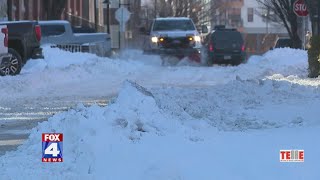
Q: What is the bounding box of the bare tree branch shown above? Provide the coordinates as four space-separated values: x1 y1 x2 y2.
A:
256 0 302 48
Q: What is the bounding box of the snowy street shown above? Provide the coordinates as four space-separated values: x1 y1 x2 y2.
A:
0 96 108 155
0 47 319 179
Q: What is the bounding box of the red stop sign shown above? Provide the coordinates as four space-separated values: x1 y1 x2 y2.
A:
293 0 309 16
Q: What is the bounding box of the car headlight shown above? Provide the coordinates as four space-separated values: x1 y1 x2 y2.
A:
151 37 158 43
194 36 201 42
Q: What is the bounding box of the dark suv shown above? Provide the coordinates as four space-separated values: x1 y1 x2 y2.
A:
203 26 246 66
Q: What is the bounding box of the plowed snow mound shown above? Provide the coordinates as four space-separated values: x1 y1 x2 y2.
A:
1 80 320 179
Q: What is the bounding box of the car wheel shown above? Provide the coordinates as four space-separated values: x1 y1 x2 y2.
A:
0 48 22 76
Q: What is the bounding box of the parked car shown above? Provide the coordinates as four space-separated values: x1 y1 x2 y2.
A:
274 37 293 48
39 20 112 57
271 37 304 50
142 17 204 62
0 25 23 76
202 26 246 66
0 21 43 64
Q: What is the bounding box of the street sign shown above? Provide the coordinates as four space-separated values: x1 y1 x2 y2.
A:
115 7 131 24
115 7 131 32
293 0 309 17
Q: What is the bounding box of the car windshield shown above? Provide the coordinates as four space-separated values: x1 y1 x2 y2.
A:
213 31 243 42
209 31 243 49
153 20 195 31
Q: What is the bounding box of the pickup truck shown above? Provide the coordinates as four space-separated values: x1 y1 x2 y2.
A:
0 25 23 76
39 20 112 57
0 21 43 64
143 17 203 62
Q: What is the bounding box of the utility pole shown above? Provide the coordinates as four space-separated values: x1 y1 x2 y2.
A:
318 1 320 35
155 0 157 18
7 0 12 21
94 0 99 31
106 3 110 33
266 7 270 34
103 0 110 34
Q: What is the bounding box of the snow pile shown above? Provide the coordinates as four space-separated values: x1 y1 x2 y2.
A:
246 48 308 76
0 47 310 103
1 80 320 179
263 48 307 67
154 77 320 131
0 81 187 179
22 45 100 73
267 73 320 87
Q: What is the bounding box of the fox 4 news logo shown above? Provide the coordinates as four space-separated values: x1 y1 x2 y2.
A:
42 133 63 162
280 149 304 162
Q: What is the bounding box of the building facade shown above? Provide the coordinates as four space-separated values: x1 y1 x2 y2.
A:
5 0 141 49
241 0 289 54
241 0 287 34
205 0 244 31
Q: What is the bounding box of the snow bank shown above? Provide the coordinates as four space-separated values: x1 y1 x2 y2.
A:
0 47 310 103
154 77 320 131
263 48 307 66
0 81 186 179
22 46 100 73
1 80 320 179
244 48 308 77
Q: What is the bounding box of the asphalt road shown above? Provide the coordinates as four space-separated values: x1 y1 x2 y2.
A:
0 96 109 156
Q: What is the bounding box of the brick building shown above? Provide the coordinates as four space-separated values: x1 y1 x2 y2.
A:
9 0 82 21
7 0 142 48
8 0 104 29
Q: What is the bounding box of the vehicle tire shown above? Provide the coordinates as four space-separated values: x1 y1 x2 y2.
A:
0 48 22 76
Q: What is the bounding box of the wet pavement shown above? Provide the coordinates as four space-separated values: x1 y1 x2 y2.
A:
0 96 109 156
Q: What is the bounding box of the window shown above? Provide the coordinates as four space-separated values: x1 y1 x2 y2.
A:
40 25 66 37
153 20 196 31
247 8 254 22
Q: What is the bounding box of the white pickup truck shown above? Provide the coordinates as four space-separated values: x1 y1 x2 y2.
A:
0 25 22 76
143 17 205 62
39 20 112 57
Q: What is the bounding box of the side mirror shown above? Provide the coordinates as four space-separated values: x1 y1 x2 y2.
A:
201 25 208 34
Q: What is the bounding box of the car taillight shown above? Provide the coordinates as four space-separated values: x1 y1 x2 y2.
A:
241 44 245 51
209 42 214 52
35 25 41 42
1 27 8 47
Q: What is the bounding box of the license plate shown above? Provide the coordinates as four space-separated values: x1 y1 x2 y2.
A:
172 40 181 44
224 55 231 60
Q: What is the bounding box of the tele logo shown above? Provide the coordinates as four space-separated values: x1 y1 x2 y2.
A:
280 150 304 162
